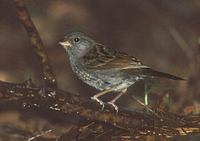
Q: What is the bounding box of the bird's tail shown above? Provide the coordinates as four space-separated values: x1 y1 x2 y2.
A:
139 68 185 80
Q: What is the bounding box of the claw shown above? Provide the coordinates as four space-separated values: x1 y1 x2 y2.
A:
91 96 105 110
108 101 119 113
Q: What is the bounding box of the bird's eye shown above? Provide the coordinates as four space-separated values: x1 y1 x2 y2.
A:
74 38 79 42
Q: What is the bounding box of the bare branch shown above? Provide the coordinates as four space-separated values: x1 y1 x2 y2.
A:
13 0 57 88
0 80 200 138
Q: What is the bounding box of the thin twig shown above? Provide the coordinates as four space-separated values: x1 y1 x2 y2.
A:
131 95 163 121
169 27 193 60
28 129 53 141
13 0 57 88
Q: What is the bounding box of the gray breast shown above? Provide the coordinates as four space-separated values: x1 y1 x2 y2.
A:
70 63 108 90
71 62 138 91
68 53 140 91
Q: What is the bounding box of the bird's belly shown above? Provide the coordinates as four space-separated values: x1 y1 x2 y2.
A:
94 70 136 91
71 65 138 91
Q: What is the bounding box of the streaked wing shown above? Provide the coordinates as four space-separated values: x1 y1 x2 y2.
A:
81 44 149 70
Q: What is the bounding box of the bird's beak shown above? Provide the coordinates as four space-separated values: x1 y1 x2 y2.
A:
59 40 72 49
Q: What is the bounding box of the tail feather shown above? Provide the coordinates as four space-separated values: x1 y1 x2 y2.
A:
140 68 185 80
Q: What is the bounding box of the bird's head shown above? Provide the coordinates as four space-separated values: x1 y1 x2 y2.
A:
59 32 95 58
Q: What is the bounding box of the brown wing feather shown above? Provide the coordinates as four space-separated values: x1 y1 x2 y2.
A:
80 44 184 80
82 44 148 70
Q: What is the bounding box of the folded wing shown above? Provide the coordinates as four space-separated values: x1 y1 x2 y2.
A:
81 44 184 80
82 44 148 70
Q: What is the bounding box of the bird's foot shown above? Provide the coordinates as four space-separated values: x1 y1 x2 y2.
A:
108 101 119 113
91 96 105 110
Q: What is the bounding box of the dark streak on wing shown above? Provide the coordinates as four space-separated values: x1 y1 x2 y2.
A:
82 44 146 70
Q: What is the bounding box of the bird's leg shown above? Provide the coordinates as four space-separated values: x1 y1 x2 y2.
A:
107 89 126 113
91 88 114 110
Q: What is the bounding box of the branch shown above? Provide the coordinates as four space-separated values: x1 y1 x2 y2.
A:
0 80 200 138
13 0 57 88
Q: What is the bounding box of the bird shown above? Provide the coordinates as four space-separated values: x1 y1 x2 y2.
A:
59 31 184 112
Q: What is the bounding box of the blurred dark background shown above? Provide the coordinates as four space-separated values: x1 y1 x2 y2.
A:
0 0 200 140
1 0 200 108
1 0 200 109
